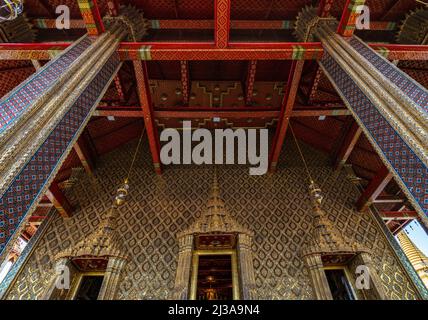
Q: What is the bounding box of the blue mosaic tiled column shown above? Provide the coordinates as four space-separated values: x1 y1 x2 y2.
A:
318 35 428 226
0 34 122 257
0 36 93 133
293 6 428 300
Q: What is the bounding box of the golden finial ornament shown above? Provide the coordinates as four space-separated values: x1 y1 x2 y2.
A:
113 180 129 207
309 181 324 206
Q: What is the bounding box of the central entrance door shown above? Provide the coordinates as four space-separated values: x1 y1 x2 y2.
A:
196 254 233 300
189 234 240 300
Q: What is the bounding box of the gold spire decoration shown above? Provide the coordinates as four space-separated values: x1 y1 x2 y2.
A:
55 181 129 261
397 231 428 288
178 168 252 237
288 123 369 257
55 127 146 262
302 181 367 257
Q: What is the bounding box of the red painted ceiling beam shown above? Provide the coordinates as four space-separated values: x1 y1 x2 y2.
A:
379 211 419 220
77 0 105 35
126 106 280 111
356 165 393 211
373 195 405 204
269 60 305 172
45 182 73 218
291 108 351 116
94 110 144 117
337 0 366 37
214 0 231 48
73 134 96 176
105 0 123 104
368 44 428 60
113 74 125 102
118 41 324 61
180 61 190 105
28 216 50 223
245 60 257 105
133 60 162 174
94 107 349 118
153 110 280 119
154 20 285 30
307 67 323 104
333 120 363 170
32 19 397 31
386 218 413 236
1 43 427 61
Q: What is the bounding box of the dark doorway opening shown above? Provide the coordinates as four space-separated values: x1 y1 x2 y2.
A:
74 275 104 300
325 269 355 300
197 255 233 300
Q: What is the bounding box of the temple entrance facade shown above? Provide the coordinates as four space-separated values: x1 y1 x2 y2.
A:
172 171 255 300
1 142 426 300
0 1 427 301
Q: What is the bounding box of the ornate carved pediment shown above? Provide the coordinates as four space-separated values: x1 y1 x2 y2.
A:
178 170 253 238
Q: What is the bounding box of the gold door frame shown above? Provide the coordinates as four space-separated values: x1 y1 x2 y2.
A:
68 271 105 300
189 249 240 300
323 266 358 300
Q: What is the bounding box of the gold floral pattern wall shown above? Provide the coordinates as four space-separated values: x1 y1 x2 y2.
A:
5 138 419 300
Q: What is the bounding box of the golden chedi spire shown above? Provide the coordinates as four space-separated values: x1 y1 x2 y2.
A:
178 168 252 237
205 169 227 228
55 182 129 261
302 182 368 257
397 231 428 288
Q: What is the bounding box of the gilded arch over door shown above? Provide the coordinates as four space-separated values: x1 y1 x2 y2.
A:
171 170 256 300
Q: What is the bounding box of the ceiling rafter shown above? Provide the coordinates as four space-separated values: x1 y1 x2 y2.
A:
269 60 305 172
356 166 394 212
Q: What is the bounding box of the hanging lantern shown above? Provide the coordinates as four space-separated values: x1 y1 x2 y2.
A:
0 0 23 22
309 181 324 205
114 181 129 207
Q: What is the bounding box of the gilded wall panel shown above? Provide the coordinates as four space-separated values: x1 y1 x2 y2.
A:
5 139 418 300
